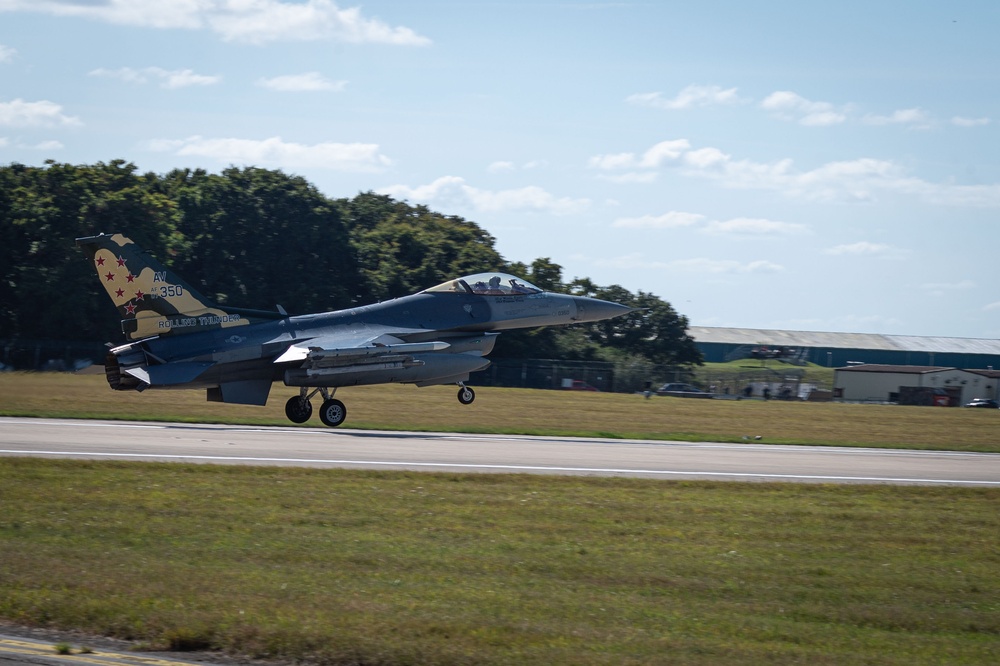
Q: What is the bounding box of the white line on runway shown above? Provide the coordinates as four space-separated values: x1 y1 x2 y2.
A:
3 449 999 485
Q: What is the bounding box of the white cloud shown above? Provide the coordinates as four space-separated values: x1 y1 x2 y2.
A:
594 254 782 274
921 279 976 291
823 241 908 258
984 301 1000 312
668 258 785 274
89 67 221 88
703 218 807 235
0 98 81 127
862 108 932 129
146 135 391 171
380 176 590 215
487 159 548 173
952 116 990 127
597 172 658 184
21 139 64 150
590 138 1000 207
0 44 15 63
0 0 430 46
612 211 806 237
612 211 704 229
626 84 744 110
760 91 848 126
256 72 346 92
683 147 729 169
588 139 689 170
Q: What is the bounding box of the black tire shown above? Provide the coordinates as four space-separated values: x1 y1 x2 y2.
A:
284 396 313 423
319 398 347 427
457 386 475 405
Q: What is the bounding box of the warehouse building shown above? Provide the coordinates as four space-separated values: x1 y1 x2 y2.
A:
689 326 1000 370
833 365 999 406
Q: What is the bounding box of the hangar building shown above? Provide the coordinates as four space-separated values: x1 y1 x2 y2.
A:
689 326 1000 370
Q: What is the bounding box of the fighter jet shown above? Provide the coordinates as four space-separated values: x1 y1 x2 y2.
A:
77 233 633 427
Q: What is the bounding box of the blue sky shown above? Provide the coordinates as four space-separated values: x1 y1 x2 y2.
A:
2 0 998 339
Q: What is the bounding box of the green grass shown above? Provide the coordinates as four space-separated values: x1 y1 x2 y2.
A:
2 372 999 451
1 459 998 665
2 372 999 664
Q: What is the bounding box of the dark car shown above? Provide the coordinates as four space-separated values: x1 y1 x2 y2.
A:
963 398 999 409
656 382 714 398
565 380 599 392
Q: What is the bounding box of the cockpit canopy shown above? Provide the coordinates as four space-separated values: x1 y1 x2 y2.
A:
423 273 544 296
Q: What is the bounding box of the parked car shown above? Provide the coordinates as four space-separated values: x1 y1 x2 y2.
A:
963 398 999 408
565 380 599 391
656 383 714 398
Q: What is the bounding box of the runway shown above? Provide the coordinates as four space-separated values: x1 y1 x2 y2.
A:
2 417 999 486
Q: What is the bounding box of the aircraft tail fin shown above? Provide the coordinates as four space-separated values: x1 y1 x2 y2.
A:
77 233 281 340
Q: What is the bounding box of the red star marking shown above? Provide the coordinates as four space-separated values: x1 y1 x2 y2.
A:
96 256 105 267
115 288 125 298
125 303 136 315
134 289 144 301
125 273 135 283
104 272 115 282
116 255 126 268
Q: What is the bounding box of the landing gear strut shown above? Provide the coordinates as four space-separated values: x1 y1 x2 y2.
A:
457 382 476 405
284 387 346 427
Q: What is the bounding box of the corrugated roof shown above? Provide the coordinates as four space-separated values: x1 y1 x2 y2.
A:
689 326 1000 355
837 365 954 374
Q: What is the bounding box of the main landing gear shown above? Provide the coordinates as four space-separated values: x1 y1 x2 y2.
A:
284 383 477 427
285 387 346 427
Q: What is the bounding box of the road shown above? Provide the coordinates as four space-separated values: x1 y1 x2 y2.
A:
2 417 999 486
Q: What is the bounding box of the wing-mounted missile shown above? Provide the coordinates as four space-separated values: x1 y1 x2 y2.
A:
280 340 490 388
275 340 451 366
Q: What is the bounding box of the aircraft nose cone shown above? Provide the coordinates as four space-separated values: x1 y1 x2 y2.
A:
572 296 634 323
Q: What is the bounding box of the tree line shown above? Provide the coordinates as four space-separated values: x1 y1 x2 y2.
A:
0 160 702 372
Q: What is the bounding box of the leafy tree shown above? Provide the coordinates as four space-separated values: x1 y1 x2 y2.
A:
0 160 176 342
0 162 702 376
164 166 364 314
586 286 702 367
341 194 504 301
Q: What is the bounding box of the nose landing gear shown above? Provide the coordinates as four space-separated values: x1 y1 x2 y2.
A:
457 382 476 405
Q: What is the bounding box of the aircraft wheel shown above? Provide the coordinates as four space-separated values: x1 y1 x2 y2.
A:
319 398 347 427
284 396 313 423
457 386 476 405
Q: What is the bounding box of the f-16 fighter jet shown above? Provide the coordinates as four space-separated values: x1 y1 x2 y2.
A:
77 233 633 427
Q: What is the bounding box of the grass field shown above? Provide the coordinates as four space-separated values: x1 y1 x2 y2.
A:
1 372 999 451
2 372 999 664
1 459 998 665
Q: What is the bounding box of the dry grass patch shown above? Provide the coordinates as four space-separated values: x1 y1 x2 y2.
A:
1 372 999 451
